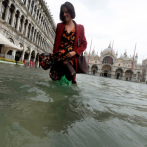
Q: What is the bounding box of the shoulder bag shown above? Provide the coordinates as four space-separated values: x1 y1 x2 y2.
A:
76 38 88 74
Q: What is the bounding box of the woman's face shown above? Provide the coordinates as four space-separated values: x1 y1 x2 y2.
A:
62 7 72 23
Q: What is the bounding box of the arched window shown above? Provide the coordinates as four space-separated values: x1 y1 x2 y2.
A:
41 17 43 25
39 36 42 46
33 30 36 42
39 35 42 47
43 21 45 30
30 27 34 40
19 16 24 32
14 11 19 29
46 26 48 33
23 20 28 35
27 24 31 38
8 5 14 24
33 6 37 17
31 0 34 14
38 13 41 22
7 50 13 55
23 0 26 5
9 38 14 44
27 0 30 9
37 33 40 45
1 1 7 20
36 10 39 20
102 56 113 64
44 22 47 31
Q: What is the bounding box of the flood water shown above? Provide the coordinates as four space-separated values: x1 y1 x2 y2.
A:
0 63 147 147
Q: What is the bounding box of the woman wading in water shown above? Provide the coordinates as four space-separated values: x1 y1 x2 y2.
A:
39 2 87 84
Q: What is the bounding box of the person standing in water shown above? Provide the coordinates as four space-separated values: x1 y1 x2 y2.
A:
39 2 87 84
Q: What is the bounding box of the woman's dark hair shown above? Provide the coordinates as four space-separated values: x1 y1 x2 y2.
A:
60 2 76 22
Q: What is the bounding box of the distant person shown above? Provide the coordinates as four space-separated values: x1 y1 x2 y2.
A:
39 1 87 84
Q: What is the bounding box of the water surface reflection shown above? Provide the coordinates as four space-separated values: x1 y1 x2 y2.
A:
0 63 147 147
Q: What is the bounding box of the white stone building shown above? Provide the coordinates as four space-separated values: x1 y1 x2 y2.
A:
0 0 55 65
86 44 142 82
142 59 147 83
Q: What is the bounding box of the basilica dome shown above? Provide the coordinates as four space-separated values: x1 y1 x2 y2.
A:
103 47 115 55
102 44 115 57
120 50 130 60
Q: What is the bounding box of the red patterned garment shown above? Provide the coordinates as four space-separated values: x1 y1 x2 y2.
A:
39 27 76 80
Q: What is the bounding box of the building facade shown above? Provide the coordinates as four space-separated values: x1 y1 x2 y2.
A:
0 0 55 65
142 59 147 83
86 44 142 82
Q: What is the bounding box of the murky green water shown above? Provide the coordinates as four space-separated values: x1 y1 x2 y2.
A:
0 63 147 147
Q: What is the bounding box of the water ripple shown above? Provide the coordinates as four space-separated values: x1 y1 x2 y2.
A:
0 63 147 147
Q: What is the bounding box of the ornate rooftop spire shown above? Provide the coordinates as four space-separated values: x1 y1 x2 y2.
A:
124 49 127 57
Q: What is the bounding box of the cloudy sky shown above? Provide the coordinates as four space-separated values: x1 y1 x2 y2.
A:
47 0 147 64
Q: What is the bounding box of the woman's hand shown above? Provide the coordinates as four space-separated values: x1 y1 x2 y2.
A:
65 51 76 58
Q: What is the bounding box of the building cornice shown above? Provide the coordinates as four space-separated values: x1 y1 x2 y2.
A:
17 0 55 43
0 19 50 52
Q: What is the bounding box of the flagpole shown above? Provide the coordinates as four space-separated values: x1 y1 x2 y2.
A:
88 39 92 63
132 43 137 71
109 40 114 69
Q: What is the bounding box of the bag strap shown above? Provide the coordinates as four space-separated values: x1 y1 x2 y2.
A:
78 37 84 57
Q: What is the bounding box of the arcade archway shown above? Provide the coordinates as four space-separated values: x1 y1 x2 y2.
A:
125 70 133 81
15 51 22 61
31 50 35 61
115 68 123 79
91 64 98 75
102 65 111 77
24 50 29 60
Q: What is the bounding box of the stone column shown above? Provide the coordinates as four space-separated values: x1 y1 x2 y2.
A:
42 41 45 50
16 15 21 31
36 33 38 44
20 49 25 61
35 32 38 43
33 30 35 42
31 29 35 41
42 21 44 31
29 0 32 12
29 28 33 40
31 4 35 16
25 0 28 7
4 5 10 22
39 37 41 47
12 50 16 60
28 49 32 61
21 19 25 34
25 22 29 37
37 35 40 46
122 72 125 80
39 35 41 47
111 71 115 79
11 9 16 27
33 53 36 62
